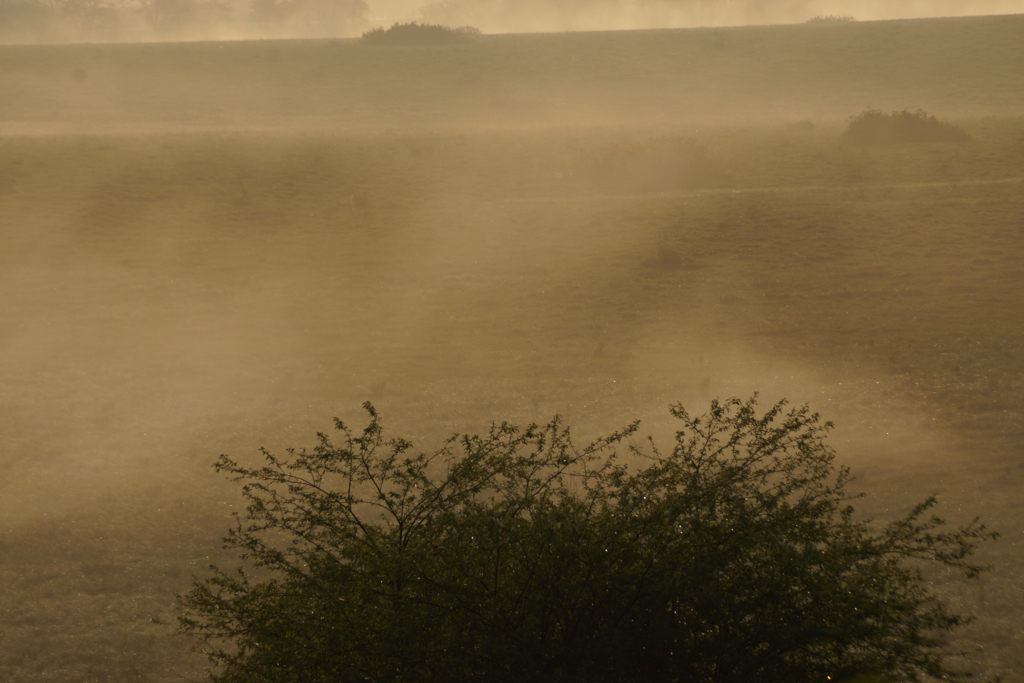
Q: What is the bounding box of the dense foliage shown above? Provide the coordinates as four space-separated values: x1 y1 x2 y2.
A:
843 109 972 145
176 397 996 683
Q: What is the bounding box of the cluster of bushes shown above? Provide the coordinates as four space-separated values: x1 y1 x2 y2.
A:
174 397 995 683
360 21 479 45
806 14 856 23
843 109 972 145
576 136 726 192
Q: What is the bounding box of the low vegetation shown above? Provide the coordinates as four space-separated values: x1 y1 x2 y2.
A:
843 109 973 145
360 21 480 45
806 14 857 23
175 397 996 683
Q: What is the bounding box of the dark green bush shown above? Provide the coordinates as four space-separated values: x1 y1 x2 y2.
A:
843 109 972 145
577 136 726 192
360 21 479 45
174 397 996 683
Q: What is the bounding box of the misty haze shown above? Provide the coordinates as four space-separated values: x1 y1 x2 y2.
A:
1 1 1023 681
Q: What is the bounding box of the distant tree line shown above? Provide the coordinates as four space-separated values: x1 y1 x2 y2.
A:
418 0 842 34
0 0 876 43
0 0 369 42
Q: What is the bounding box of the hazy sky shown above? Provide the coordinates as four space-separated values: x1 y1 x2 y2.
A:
2 0 1022 45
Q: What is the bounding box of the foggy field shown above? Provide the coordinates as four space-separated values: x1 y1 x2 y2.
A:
3 13 1024 133
2 14 1024 683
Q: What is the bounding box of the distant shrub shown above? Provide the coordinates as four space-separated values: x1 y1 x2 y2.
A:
806 14 856 23
577 137 725 192
360 21 479 45
843 109 971 145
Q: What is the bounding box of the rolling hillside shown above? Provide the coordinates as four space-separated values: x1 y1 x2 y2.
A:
1 13 1023 134
1 13 1023 683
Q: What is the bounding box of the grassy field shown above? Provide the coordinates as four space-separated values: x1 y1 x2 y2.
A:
2 14 1024 682
2 13 1024 133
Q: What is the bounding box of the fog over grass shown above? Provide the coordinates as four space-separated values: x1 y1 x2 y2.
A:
1 13 1023 683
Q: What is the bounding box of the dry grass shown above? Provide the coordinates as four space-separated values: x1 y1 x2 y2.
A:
2 14 1024 134
575 136 728 191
